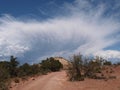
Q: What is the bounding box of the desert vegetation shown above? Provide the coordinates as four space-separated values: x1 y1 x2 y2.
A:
40 57 63 72
0 56 63 90
67 54 119 81
0 54 120 90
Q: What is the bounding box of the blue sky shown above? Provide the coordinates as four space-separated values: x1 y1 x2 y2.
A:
0 0 120 63
0 0 73 19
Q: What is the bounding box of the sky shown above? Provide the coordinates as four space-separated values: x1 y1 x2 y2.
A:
0 0 120 63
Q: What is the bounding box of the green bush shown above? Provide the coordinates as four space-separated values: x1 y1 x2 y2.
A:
67 54 84 81
9 56 19 78
41 57 63 72
18 63 32 77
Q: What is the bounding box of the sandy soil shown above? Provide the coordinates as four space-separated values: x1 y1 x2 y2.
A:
10 67 120 90
10 71 66 90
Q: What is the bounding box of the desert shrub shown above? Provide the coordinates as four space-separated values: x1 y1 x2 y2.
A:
9 56 19 78
18 63 32 77
37 68 48 75
0 64 10 81
18 63 42 77
0 82 9 90
0 62 11 90
41 57 63 72
103 60 112 65
84 57 103 78
0 61 12 90
0 56 20 78
67 54 84 81
67 55 105 81
31 64 41 74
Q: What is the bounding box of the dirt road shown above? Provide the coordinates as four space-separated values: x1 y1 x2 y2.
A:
11 71 66 90
11 69 120 90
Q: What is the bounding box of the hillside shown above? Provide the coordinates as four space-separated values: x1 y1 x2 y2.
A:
54 57 70 69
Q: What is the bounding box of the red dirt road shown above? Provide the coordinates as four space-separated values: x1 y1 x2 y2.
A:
11 71 66 90
11 69 120 90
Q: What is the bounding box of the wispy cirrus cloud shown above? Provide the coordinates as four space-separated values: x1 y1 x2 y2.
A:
0 0 120 63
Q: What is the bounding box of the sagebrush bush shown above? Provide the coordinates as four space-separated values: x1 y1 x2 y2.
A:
67 54 84 81
0 82 9 90
67 54 109 81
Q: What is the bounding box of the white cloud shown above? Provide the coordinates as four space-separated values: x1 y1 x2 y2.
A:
94 50 120 59
0 0 120 63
